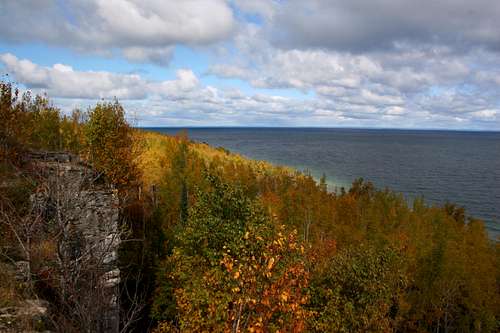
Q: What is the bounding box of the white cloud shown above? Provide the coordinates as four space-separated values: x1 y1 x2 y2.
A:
1 53 147 99
204 23 500 130
1 2 499 129
1 53 202 100
85 0 235 45
0 0 235 66
152 69 200 99
3 22 500 131
0 53 314 125
1 52 383 127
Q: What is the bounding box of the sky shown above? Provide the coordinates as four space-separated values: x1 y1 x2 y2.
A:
1 0 500 130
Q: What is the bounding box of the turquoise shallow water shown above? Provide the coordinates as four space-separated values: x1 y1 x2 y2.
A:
146 127 500 239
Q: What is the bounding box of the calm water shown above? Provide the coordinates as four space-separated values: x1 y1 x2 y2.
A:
147 128 500 239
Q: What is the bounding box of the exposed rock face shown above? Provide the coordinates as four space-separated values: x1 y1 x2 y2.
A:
29 151 121 333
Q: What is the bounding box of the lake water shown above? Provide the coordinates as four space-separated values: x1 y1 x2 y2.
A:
146 128 500 239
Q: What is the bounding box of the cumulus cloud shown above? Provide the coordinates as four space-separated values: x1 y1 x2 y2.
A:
0 0 235 66
0 53 202 100
0 53 320 125
207 22 500 127
269 0 500 52
3 52 498 129
0 53 147 99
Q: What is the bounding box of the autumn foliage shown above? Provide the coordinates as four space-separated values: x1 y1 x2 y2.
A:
2 81 499 332
138 132 499 332
85 100 137 186
153 175 309 332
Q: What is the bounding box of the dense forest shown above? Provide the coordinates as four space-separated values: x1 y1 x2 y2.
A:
1 80 499 332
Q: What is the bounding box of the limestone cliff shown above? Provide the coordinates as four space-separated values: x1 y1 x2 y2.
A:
2 151 122 333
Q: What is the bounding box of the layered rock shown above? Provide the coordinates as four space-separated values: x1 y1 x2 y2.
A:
29 151 121 333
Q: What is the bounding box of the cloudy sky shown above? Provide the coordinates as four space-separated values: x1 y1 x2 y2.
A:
1 0 500 129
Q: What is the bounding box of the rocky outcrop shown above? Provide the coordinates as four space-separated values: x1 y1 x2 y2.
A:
29 151 121 333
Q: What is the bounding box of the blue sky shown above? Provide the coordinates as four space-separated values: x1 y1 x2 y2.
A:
1 0 499 130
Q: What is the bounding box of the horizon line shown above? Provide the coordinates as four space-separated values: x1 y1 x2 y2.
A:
136 126 500 133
